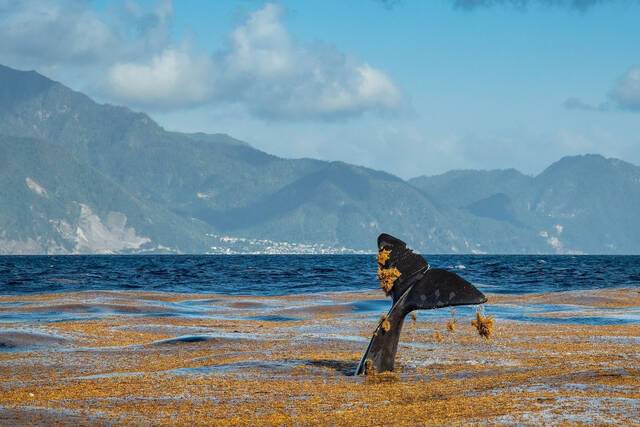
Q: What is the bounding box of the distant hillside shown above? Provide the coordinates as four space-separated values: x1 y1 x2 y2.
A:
1 64 639 254
410 155 640 254
409 169 533 209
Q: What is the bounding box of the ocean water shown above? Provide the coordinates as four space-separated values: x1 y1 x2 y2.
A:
1 255 639 296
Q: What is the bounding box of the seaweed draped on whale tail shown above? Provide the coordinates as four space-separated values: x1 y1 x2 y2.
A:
356 233 487 375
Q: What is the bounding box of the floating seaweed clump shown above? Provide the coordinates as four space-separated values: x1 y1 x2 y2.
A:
365 371 400 383
380 315 391 332
377 248 391 266
377 267 401 294
433 330 444 343
446 318 456 333
363 359 399 382
446 309 456 332
471 311 494 339
363 359 376 376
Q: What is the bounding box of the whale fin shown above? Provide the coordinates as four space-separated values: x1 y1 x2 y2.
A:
403 268 487 312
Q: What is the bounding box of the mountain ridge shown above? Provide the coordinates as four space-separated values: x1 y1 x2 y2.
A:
1 64 639 254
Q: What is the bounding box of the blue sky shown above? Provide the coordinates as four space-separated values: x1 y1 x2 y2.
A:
2 0 639 178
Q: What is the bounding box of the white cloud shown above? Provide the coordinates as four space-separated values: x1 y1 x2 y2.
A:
224 3 295 79
0 0 176 71
609 66 640 111
0 0 116 65
566 65 640 113
107 46 216 109
102 3 403 119
0 1 402 119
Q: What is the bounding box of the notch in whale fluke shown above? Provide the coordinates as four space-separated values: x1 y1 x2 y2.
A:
356 233 487 376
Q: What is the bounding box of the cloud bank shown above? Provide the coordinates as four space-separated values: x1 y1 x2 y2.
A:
563 97 610 112
375 0 635 11
106 4 402 119
453 0 632 11
0 1 402 120
565 66 640 113
0 0 172 65
609 66 640 111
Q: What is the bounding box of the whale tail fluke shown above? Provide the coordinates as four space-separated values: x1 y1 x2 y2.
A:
403 268 487 313
357 234 487 375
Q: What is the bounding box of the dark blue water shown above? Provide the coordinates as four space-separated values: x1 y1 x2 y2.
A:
1 255 639 296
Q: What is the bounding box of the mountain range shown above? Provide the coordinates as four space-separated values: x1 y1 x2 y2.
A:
1 64 639 254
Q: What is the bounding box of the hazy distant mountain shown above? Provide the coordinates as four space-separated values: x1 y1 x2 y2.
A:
1 64 638 254
410 169 532 209
410 155 640 254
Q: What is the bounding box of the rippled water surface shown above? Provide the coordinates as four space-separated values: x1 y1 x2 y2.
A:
1 255 639 295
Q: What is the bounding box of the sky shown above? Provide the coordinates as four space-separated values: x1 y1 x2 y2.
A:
1 0 639 178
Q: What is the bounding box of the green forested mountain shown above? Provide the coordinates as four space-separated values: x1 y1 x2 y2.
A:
1 64 638 254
